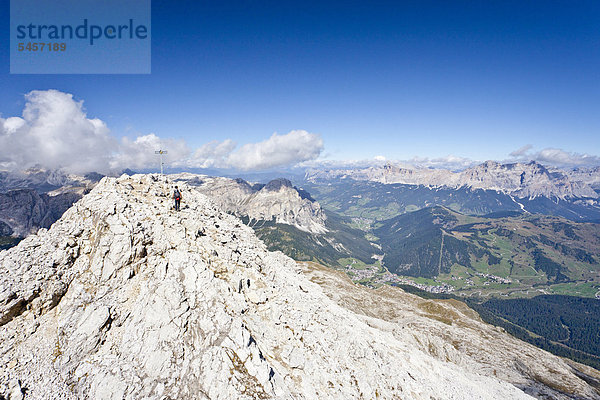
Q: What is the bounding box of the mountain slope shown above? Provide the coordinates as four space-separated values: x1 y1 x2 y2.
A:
0 168 103 239
175 173 379 267
302 261 600 399
373 206 600 295
1 174 597 399
374 206 480 278
248 210 380 267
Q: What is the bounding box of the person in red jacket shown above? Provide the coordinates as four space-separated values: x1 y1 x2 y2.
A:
173 186 182 211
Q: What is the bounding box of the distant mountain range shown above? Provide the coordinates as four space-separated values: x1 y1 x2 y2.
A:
0 168 104 193
306 160 600 200
164 172 600 301
303 161 600 222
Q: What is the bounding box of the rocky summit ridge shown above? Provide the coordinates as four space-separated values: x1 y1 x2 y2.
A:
0 174 599 399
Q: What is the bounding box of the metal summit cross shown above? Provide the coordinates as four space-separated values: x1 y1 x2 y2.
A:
155 150 168 175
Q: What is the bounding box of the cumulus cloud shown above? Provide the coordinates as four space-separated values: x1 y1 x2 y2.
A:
189 139 237 169
188 131 324 171
507 145 600 168
300 155 477 171
226 130 324 170
112 134 190 171
0 90 324 174
0 90 115 173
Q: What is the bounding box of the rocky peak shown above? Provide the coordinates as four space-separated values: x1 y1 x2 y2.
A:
175 174 328 234
479 160 501 169
526 160 547 168
262 178 293 192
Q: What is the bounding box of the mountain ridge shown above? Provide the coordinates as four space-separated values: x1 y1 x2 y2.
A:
2 174 599 399
306 160 600 200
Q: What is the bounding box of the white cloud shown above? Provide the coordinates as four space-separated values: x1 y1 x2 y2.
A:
0 90 115 173
374 155 386 161
509 144 533 158
298 158 390 169
226 130 324 170
189 139 237 169
533 148 600 167
507 145 600 168
408 155 478 170
0 90 324 174
188 132 324 170
111 134 190 171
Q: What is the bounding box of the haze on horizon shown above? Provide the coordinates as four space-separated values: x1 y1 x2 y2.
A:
0 1 598 173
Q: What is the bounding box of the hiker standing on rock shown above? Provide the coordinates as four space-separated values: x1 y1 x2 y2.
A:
173 186 182 211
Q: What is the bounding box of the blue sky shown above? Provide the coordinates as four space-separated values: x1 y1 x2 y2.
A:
0 0 599 171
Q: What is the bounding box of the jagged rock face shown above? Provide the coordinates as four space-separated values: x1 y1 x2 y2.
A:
0 189 82 237
0 174 573 400
0 168 103 238
568 167 600 190
175 173 328 234
459 161 598 199
262 178 293 192
0 168 99 193
0 221 12 236
306 161 600 199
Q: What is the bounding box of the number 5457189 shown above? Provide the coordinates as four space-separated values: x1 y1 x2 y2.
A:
17 42 66 51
